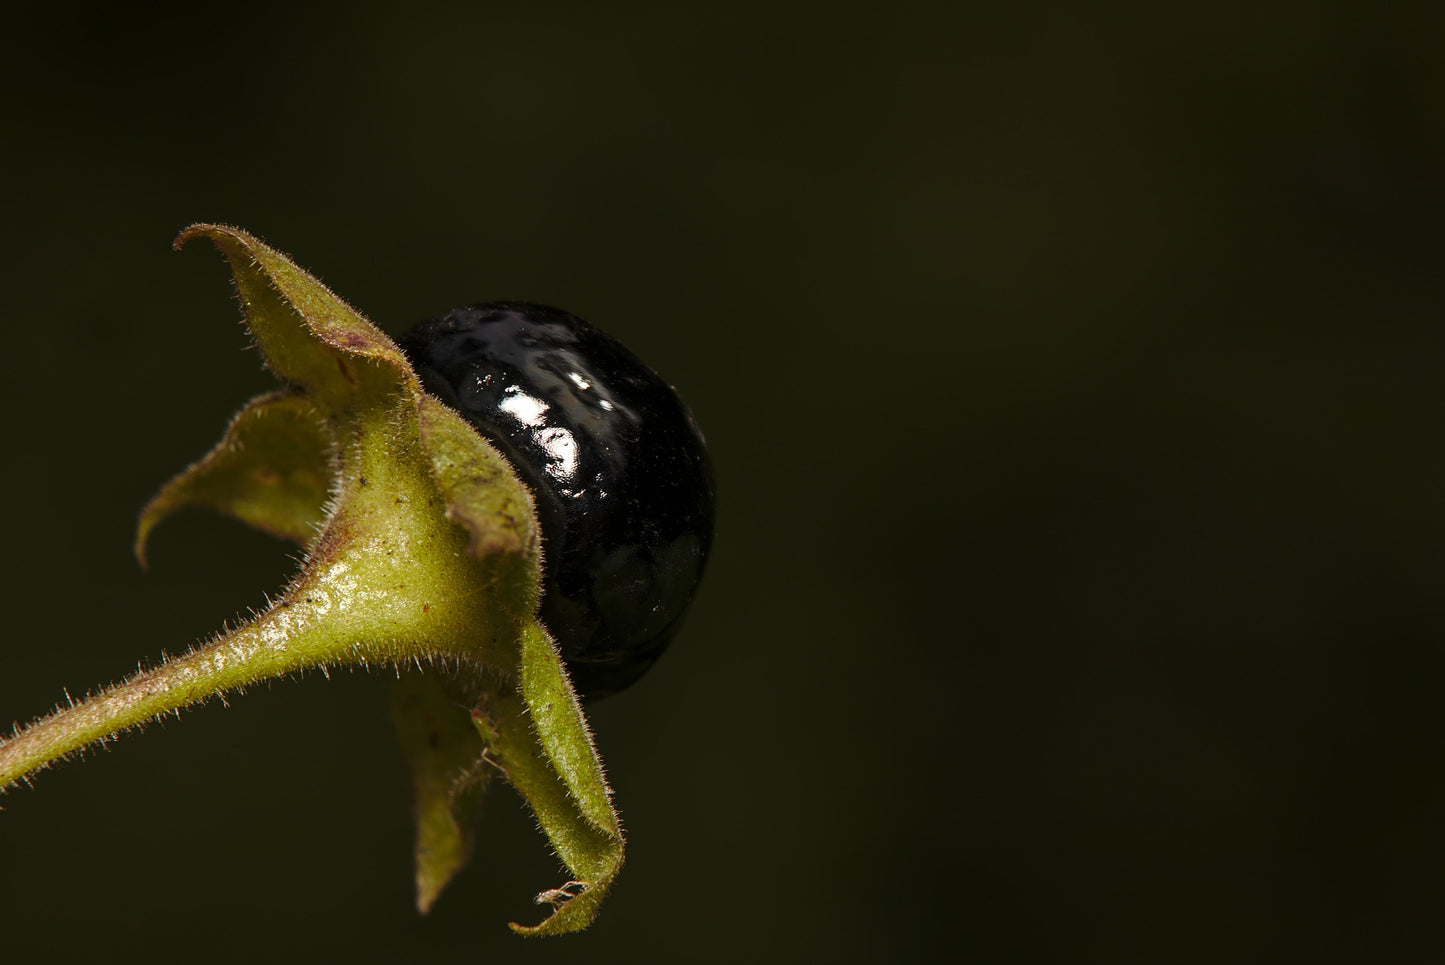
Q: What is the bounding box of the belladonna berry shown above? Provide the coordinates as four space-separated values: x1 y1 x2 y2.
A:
400 303 716 698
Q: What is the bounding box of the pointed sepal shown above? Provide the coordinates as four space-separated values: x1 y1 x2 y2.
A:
174 224 419 416
417 395 541 606
135 391 334 566
477 622 624 935
390 671 495 914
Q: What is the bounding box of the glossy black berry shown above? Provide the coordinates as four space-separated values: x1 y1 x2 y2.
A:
399 303 715 698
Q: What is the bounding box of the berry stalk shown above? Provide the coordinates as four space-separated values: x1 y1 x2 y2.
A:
1 445 518 793
0 537 486 791
0 597 328 790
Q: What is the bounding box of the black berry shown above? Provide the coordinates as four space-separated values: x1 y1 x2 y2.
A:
399 303 715 698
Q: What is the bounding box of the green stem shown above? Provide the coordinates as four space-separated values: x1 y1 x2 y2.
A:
2 443 527 794
0 592 341 790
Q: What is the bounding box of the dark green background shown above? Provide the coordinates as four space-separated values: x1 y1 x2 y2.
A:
3 3 1444 961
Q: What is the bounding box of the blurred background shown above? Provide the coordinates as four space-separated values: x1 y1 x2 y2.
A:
3 2 1444 961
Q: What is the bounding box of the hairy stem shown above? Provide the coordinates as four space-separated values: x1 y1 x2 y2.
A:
1 393 534 793
0 591 345 790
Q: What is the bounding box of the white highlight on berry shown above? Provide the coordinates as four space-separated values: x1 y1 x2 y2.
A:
534 427 579 483
498 388 549 428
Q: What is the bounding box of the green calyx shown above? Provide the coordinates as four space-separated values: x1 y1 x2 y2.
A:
0 225 623 936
